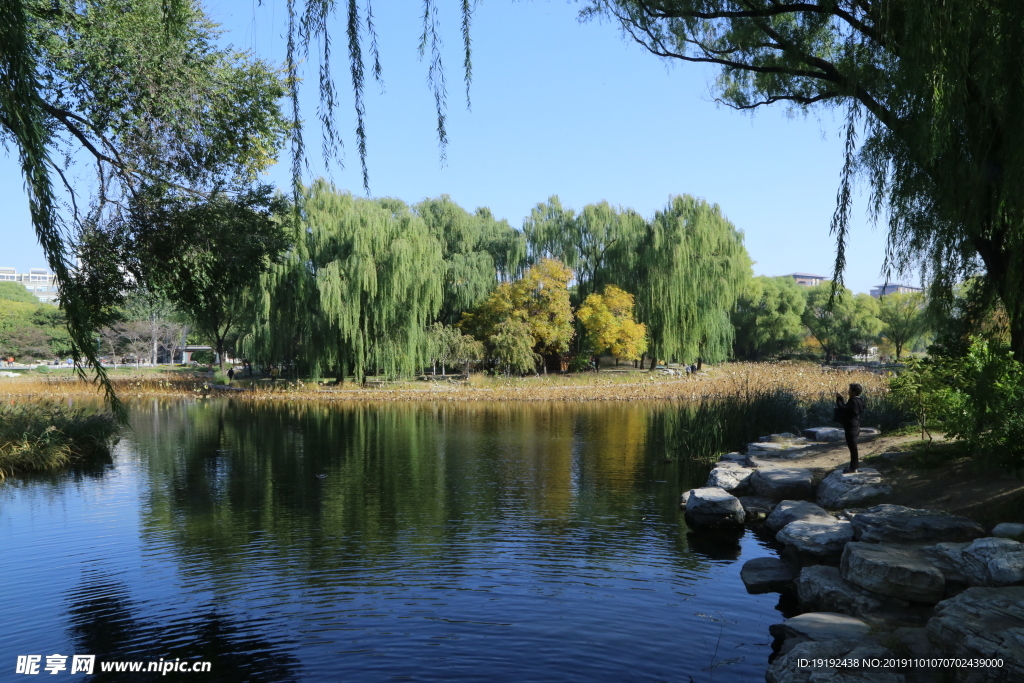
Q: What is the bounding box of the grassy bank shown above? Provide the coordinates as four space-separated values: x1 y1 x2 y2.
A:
0 403 119 481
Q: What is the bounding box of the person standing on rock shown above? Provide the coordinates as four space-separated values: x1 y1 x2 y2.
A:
836 383 866 472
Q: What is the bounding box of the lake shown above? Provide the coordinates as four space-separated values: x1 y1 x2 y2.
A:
1 399 791 681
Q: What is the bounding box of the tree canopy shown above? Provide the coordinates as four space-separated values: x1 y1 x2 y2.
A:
577 285 648 362
878 291 927 360
803 283 882 361
592 0 1024 362
732 276 807 360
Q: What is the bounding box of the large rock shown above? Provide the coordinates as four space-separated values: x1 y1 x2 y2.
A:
925 537 1024 587
769 612 872 657
717 451 747 464
766 500 834 533
752 467 814 500
682 487 745 530
851 504 986 544
737 495 776 521
796 565 931 627
816 467 892 510
841 542 945 604
740 556 795 594
992 522 1024 542
803 426 881 442
767 640 903 683
746 441 814 459
705 462 754 493
926 587 1024 683
778 519 854 558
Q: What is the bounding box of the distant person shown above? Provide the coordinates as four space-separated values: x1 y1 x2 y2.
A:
227 367 235 381
836 383 866 473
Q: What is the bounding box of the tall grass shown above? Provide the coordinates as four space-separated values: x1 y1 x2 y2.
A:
0 403 119 481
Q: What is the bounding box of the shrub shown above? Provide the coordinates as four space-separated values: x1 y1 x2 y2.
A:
0 403 119 480
33 364 49 373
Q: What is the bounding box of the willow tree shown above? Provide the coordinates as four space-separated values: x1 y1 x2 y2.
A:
416 196 526 325
593 1 1024 363
635 195 751 366
242 180 444 382
523 197 646 305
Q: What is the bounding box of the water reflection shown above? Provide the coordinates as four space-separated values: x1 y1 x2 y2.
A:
0 399 787 682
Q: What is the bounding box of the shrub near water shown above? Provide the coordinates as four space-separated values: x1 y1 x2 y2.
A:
0 403 119 480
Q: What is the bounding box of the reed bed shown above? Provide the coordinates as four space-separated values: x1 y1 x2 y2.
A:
0 402 119 481
0 362 890 405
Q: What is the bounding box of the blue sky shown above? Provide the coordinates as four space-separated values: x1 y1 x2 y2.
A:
1 0 903 294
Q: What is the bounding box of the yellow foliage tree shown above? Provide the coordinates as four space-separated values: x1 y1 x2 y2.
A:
577 285 648 362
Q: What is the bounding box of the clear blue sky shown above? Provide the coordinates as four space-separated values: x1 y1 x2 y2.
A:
1 0 907 294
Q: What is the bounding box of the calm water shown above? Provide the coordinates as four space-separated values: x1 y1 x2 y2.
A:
2 399 789 682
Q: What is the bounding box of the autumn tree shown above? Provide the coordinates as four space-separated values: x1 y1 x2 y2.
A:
577 285 648 365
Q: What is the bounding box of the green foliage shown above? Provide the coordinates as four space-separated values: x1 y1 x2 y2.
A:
426 322 484 375
190 350 216 365
0 299 71 359
732 276 807 360
803 284 883 361
242 180 445 382
490 319 541 376
879 292 928 360
0 402 119 480
594 1 1024 363
0 282 37 304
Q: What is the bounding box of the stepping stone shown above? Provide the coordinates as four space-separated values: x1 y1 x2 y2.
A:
746 441 814 458
751 467 814 500
992 522 1024 541
769 612 872 657
705 463 754 493
802 426 881 442
765 500 833 533
717 451 747 464
740 557 795 594
841 542 945 604
797 565 931 627
851 504 986 544
683 487 745 530
926 587 1024 682
816 467 892 510
778 519 853 558
924 537 1024 587
738 495 776 521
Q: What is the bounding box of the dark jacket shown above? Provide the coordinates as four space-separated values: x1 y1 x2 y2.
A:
836 394 866 429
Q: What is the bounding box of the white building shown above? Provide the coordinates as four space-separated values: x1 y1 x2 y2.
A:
0 267 61 304
870 283 923 298
784 272 829 287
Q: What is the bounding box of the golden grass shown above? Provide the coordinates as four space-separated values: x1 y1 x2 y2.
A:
0 402 119 481
0 362 890 404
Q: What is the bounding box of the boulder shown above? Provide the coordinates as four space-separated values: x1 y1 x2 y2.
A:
746 441 814 458
850 504 986 544
767 640 903 683
778 519 854 558
740 556 796 594
816 467 892 510
920 542 972 588
679 490 690 509
926 587 1024 683
803 426 881 442
765 500 833 533
924 537 1024 587
705 463 754 493
717 451 747 464
768 612 872 657
796 565 931 627
738 495 776 521
682 487 745 530
751 467 814 500
992 522 1024 542
840 542 945 604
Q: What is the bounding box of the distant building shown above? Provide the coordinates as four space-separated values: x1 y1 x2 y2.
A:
870 283 923 298
0 267 61 304
784 272 829 287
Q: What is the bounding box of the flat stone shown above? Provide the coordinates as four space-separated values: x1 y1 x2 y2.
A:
841 542 945 604
717 451 747 464
769 612 872 657
746 441 815 458
803 426 881 442
925 537 1024 587
740 556 796 594
752 467 814 500
926 587 1024 682
992 522 1024 542
705 463 754 493
851 504 986 544
683 487 745 530
778 519 854 558
767 640 903 683
796 565 930 627
738 495 776 521
816 467 893 510
766 500 834 533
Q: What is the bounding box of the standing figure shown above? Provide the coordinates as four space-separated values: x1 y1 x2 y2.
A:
836 383 866 473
